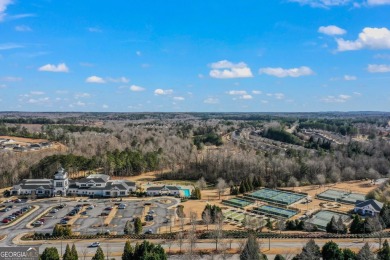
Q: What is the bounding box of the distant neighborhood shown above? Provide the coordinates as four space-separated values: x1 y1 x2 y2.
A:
0 138 53 152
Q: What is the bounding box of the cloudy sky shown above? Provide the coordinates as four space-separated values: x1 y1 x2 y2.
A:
1 0 390 112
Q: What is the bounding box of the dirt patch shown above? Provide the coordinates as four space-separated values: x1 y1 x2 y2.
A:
104 207 118 226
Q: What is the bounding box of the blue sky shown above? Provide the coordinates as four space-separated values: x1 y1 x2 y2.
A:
1 0 390 112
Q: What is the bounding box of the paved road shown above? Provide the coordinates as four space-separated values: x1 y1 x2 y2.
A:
22 238 380 260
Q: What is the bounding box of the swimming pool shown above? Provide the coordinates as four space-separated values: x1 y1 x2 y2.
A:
181 189 191 197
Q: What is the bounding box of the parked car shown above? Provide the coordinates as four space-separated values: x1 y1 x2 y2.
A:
80 211 87 215
68 211 76 216
32 221 43 226
145 229 153 234
60 219 68 225
104 206 113 211
50 209 59 214
145 215 153 221
100 212 109 216
38 218 45 223
0 208 10 212
2 218 10 223
89 242 100 247
63 217 71 221
148 210 155 214
118 204 126 209
87 205 94 210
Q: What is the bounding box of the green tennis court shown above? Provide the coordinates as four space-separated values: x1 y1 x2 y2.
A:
317 189 365 204
222 197 254 208
305 210 351 231
245 188 306 205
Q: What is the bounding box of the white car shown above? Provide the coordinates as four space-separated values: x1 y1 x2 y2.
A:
89 242 100 247
87 205 94 210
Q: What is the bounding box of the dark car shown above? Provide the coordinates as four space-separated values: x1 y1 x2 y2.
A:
101 212 109 216
104 206 113 211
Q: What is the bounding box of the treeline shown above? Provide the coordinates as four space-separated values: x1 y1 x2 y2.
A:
40 240 167 260
292 239 387 260
0 124 46 139
261 128 302 145
27 148 161 180
299 119 358 136
42 124 112 141
193 132 223 149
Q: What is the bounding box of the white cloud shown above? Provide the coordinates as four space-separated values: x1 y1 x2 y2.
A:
75 101 86 106
337 27 390 51
30 91 44 95
130 85 145 92
267 93 285 100
38 63 69 73
198 74 205 78
75 93 91 99
27 97 50 104
344 75 357 80
15 25 31 32
0 0 12 22
318 25 346 36
154 89 173 95
209 60 253 79
0 43 23 50
173 96 185 101
252 90 262 95
240 95 253 100
136 51 142 56
321 94 351 103
374 54 390 59
107 77 129 83
86 76 106 83
0 84 6 89
102 104 109 109
203 97 219 104
288 0 351 8
367 64 390 73
259 66 314 77
1 76 22 81
367 0 390 5
227 90 247 95
353 92 362 96
88 27 102 33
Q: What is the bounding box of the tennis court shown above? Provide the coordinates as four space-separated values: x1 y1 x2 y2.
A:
223 209 246 223
245 188 307 205
305 210 351 231
253 205 298 219
317 189 366 204
222 197 254 208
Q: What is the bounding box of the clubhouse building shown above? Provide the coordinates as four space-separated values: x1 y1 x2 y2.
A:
11 167 136 198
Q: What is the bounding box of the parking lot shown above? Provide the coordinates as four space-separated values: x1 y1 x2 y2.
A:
1 197 179 237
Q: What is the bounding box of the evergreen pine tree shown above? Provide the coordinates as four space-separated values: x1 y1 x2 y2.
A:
274 254 285 260
63 244 72 260
122 240 134 260
92 246 105 260
41 247 60 260
71 244 78 260
342 248 357 260
134 217 143 235
378 239 390 260
321 241 343 260
350 215 363 234
240 233 264 260
357 243 375 260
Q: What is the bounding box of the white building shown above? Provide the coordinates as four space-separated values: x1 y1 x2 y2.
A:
146 185 181 196
354 199 384 216
11 167 136 198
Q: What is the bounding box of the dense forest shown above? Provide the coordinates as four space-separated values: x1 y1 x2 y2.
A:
0 112 389 189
